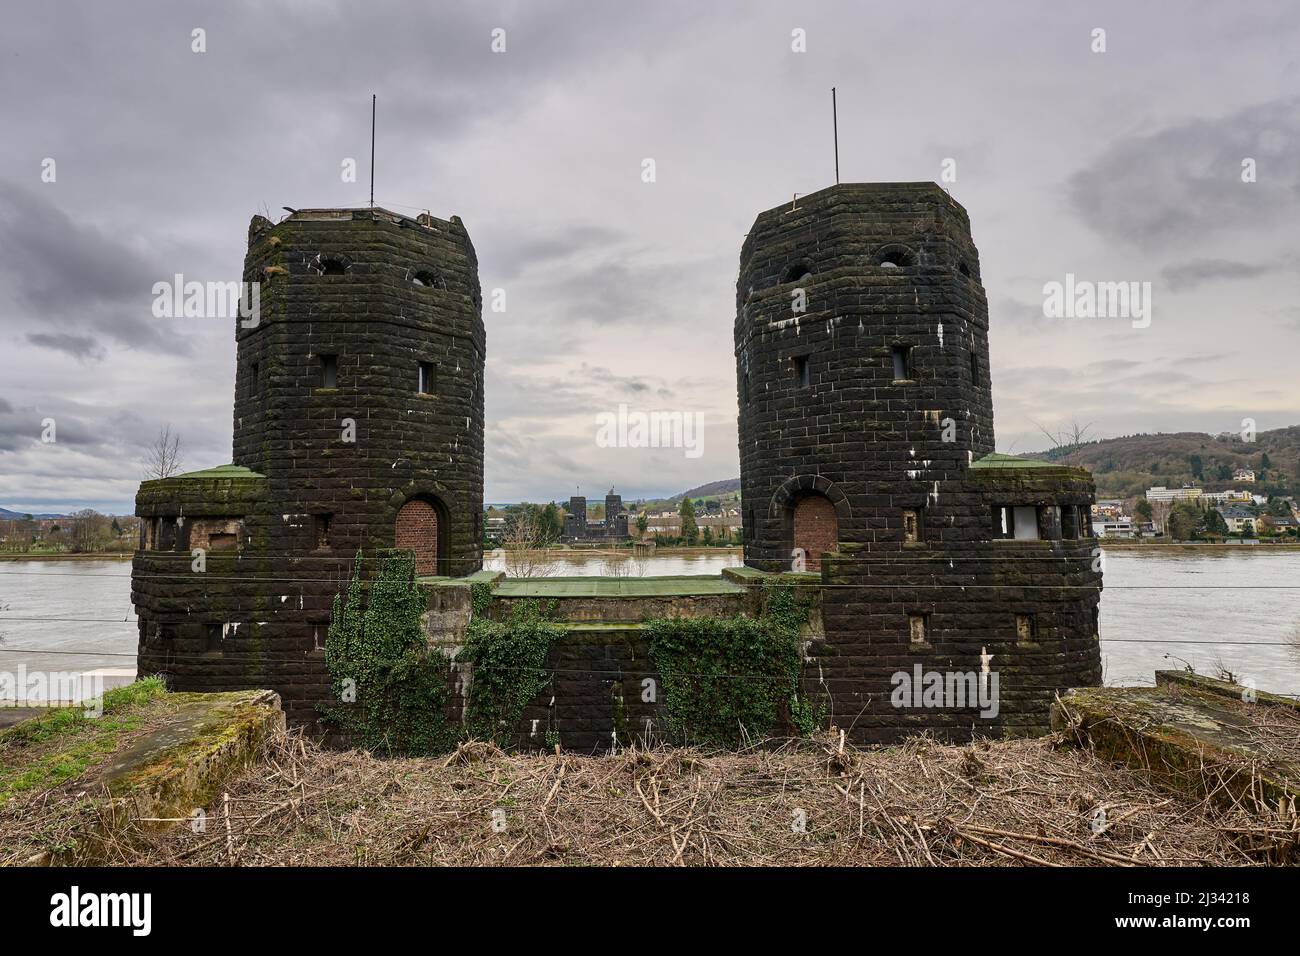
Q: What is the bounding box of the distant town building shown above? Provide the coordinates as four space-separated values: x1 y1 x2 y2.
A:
1091 515 1136 538
1232 467 1256 483
1260 514 1299 535
1145 485 1203 503
1218 506 1256 535
1202 489 1253 504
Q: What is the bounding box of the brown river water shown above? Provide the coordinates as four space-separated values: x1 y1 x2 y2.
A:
2 549 1297 696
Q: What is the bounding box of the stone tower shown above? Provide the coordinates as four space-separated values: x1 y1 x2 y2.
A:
133 207 484 726
735 183 1103 741
236 208 484 576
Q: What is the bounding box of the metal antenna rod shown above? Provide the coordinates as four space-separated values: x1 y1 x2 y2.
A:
832 87 840 184
370 94 376 208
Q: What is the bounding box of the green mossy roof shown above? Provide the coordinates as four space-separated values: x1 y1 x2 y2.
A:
495 575 746 598
170 464 266 480
969 453 1059 470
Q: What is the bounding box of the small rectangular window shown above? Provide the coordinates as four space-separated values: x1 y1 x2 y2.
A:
794 355 810 388
969 350 979 386
205 622 225 652
314 513 332 549
1015 613 1038 643
1061 505 1079 540
251 361 260 394
892 345 912 381
1013 506 1041 540
418 361 434 395
320 354 338 388
908 613 929 646
903 509 922 543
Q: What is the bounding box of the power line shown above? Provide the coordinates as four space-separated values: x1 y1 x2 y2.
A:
4 629 1300 663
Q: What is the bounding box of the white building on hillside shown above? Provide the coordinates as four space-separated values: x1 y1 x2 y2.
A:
1146 485 1203 503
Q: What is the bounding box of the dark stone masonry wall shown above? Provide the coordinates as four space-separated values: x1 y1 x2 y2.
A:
735 183 1103 743
134 208 485 728
423 579 822 754
234 208 484 576
133 185 1101 746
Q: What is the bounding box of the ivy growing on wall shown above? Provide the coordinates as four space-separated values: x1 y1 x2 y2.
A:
647 584 821 747
323 550 457 755
458 598 561 746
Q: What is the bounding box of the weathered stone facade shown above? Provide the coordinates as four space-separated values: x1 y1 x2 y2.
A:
133 207 485 727
735 183 1103 741
132 184 1100 747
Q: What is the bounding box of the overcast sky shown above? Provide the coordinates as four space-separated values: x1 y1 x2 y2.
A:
1 0 1297 514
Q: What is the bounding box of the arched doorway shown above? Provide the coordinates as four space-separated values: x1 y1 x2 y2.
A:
791 494 837 571
395 498 444 576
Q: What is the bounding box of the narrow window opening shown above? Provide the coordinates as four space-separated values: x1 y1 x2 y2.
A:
1015 613 1038 644
317 257 347 276
891 345 912 381
959 261 971 277
794 355 811 388
412 270 443 288
320 353 338 388
741 372 750 404
418 361 435 395
205 622 225 652
1061 505 1079 540
902 508 923 543
314 514 332 549
250 361 260 394
969 350 979 386
908 613 929 646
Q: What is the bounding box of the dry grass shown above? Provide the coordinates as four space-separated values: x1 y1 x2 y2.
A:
35 729 1290 867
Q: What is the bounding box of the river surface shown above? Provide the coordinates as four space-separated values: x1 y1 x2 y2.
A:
2 550 1298 695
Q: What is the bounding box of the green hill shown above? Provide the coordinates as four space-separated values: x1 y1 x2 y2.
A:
1020 426 1300 499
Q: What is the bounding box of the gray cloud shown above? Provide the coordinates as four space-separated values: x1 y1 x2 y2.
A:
1160 258 1279 292
0 0 1297 510
1067 97 1300 246
25 332 107 362
0 182 194 356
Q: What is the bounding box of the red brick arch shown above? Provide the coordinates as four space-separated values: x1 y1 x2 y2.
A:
792 494 838 571
395 498 443 576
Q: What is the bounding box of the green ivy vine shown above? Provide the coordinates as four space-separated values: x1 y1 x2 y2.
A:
647 584 822 747
458 598 561 746
322 550 457 755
